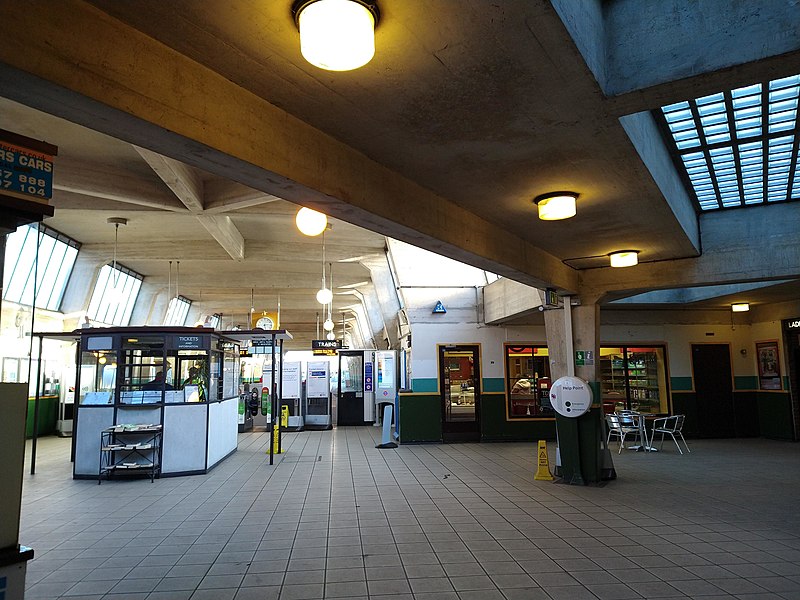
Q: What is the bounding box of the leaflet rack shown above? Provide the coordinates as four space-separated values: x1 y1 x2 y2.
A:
99 424 162 484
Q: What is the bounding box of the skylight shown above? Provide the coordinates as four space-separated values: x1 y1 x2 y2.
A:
659 74 800 211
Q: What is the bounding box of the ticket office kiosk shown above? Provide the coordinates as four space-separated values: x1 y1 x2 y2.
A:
73 327 240 478
305 360 332 430
337 350 398 426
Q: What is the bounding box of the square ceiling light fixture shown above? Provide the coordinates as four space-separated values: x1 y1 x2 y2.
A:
292 0 380 71
609 250 640 268
533 192 578 220
731 302 750 312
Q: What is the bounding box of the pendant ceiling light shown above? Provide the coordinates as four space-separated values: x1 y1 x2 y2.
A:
292 0 379 71
609 250 639 268
533 192 578 221
323 318 335 331
296 207 328 236
106 217 128 302
316 232 333 305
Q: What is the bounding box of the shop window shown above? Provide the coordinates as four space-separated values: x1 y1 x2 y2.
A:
600 346 669 414
2 223 80 311
86 263 142 326
505 345 553 418
164 296 191 326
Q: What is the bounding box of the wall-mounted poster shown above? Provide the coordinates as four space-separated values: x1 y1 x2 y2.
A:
756 341 782 390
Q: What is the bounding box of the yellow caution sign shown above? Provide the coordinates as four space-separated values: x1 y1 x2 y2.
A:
534 440 554 481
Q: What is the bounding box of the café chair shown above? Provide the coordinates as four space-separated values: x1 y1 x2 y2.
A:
650 414 691 454
605 413 642 454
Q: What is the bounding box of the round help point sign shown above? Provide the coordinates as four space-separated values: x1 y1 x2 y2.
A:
549 376 592 417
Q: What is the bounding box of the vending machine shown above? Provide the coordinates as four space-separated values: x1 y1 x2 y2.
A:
305 360 332 430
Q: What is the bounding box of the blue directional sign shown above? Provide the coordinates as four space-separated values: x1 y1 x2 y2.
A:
433 301 446 314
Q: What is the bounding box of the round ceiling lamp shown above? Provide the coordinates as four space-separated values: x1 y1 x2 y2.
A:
292 0 379 71
609 250 640 268
326 331 336 340
533 192 578 221
323 318 335 331
731 302 750 312
295 207 328 236
316 287 333 305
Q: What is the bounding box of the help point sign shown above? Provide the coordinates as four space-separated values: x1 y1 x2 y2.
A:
549 376 593 417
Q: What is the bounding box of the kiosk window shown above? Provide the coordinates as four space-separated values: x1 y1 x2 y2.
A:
505 345 552 419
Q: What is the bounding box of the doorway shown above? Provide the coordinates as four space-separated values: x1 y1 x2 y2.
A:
439 345 481 442
338 350 365 425
691 344 735 437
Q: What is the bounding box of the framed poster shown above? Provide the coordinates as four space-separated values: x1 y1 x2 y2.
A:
756 341 782 390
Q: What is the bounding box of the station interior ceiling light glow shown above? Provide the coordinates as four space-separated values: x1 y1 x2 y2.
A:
293 0 379 72
731 302 750 312
609 250 640 268
533 192 578 221
295 207 328 236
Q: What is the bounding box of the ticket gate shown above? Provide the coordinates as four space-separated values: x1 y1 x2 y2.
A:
337 350 398 426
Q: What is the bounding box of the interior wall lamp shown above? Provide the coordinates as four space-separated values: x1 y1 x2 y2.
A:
731 302 750 312
609 250 639 268
533 192 578 221
292 0 380 72
295 207 328 236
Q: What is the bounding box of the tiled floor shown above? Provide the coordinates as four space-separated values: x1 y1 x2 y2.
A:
19 428 800 600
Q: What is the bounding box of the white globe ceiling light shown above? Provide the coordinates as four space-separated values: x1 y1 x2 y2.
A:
323 318 335 331
295 207 328 236
533 192 578 221
609 250 640 268
316 287 333 305
292 0 379 72
326 331 336 340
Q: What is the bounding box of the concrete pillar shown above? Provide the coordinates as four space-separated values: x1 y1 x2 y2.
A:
543 293 607 485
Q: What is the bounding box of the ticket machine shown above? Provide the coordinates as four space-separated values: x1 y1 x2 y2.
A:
305 360 332 430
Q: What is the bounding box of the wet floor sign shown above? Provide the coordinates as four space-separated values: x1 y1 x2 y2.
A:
534 439 554 481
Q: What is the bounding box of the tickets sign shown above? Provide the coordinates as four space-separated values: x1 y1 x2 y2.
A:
1 139 54 202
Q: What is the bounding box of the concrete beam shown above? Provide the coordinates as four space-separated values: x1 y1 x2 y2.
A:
203 179 281 214
53 156 187 212
0 0 579 293
483 278 543 325
195 215 245 262
134 146 205 213
582 203 800 300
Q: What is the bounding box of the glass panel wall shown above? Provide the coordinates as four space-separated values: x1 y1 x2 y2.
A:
164 296 191 326
505 345 553 418
86 264 143 326
2 223 80 311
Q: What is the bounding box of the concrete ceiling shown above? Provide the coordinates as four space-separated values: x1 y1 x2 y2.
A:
1 0 799 344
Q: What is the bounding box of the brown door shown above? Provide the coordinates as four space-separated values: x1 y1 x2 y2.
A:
692 344 735 437
440 345 480 442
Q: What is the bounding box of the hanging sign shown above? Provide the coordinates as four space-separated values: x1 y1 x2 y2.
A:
177 335 203 349
432 301 446 314
0 130 57 203
312 339 341 356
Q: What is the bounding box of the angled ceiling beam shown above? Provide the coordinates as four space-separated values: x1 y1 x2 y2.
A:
53 156 187 211
203 179 282 214
195 215 245 261
134 145 205 212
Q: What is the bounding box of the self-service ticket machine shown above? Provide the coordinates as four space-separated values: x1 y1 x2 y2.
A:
305 360 332 430
336 350 398 427
281 361 304 431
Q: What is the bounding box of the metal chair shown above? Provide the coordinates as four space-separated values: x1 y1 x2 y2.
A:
605 413 642 453
650 415 691 454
